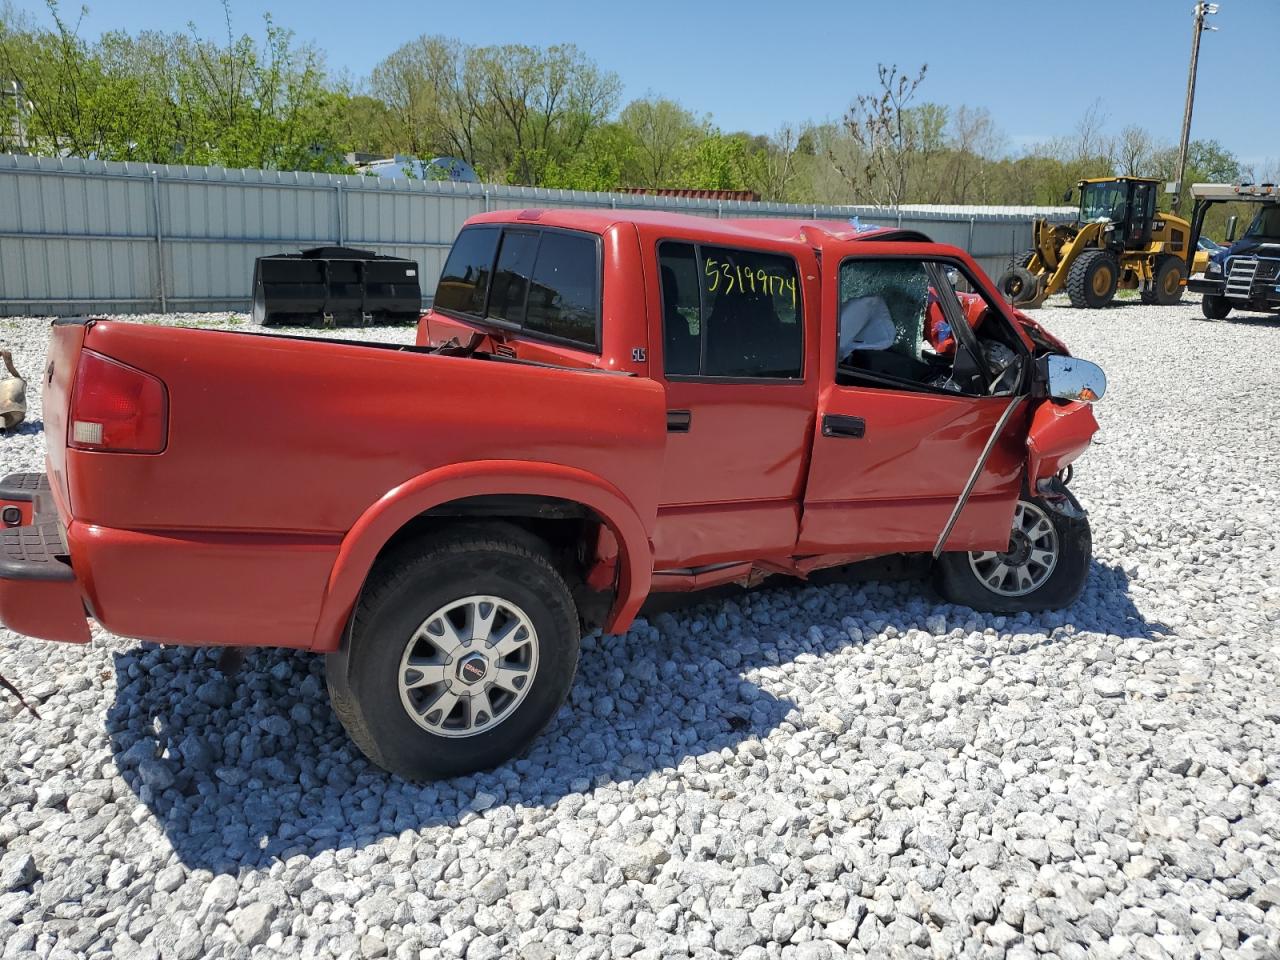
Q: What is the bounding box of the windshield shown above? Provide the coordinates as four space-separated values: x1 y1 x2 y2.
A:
1079 181 1128 222
1243 205 1280 240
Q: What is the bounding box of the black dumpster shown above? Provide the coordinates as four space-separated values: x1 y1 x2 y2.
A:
250 246 422 327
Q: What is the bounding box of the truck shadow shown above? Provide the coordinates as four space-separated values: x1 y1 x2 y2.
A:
1209 313 1280 328
106 558 1158 874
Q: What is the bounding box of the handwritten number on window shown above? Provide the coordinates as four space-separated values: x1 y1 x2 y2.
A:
703 257 796 308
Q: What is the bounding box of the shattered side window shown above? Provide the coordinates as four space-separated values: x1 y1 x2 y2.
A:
838 259 928 362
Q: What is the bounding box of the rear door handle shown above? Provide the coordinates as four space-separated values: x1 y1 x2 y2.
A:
822 414 865 439
667 409 692 433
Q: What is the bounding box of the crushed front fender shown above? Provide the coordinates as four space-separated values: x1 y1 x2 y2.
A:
1026 400 1099 485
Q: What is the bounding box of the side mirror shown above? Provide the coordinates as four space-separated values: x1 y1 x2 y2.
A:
1045 355 1106 403
1062 187 1074 203
1226 215 1238 242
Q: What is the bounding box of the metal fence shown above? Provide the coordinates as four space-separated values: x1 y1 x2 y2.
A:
0 153 1065 317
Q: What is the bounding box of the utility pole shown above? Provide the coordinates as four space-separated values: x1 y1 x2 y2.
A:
1172 1 1219 214
2 80 28 153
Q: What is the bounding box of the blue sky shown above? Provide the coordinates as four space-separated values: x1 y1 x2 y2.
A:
17 0 1280 167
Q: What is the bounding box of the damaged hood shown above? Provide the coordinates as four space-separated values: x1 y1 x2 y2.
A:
1011 308 1069 355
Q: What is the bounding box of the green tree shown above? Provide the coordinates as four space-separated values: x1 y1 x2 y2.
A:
542 120 635 191
468 42 620 185
617 96 702 187
0 0 348 170
682 132 751 191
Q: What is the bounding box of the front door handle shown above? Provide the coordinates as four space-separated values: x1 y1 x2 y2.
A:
667 409 692 433
822 414 865 439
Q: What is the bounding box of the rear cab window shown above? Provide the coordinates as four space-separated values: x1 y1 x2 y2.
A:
434 227 499 316
433 224 601 352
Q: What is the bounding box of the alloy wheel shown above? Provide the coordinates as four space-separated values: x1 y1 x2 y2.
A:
397 595 539 738
967 501 1059 597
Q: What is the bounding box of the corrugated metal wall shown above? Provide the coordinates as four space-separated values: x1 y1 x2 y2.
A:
0 154 1062 317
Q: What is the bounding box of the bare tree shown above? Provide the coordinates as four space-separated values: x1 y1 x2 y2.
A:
1072 98 1114 167
944 105 1002 203
1116 124 1157 176
833 63 928 207
1242 157 1280 185
751 122 805 201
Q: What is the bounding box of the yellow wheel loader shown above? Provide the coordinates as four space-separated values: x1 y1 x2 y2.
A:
998 176 1205 310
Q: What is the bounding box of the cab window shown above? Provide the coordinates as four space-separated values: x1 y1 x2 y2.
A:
433 225 600 350
658 241 802 379
487 230 539 325
434 226 499 316
837 258 1023 397
524 231 599 346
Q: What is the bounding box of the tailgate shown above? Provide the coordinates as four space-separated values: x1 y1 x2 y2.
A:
41 318 88 521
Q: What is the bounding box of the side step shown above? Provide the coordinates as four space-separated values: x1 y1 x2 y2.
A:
0 517 74 582
1 473 50 528
0 473 49 502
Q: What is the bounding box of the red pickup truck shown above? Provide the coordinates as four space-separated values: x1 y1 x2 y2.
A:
0 210 1105 780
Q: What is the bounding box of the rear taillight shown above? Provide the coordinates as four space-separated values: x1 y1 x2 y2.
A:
68 350 168 454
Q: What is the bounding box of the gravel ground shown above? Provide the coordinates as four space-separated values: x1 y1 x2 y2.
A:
0 301 1278 960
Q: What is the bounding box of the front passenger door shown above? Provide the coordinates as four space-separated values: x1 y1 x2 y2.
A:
799 254 1027 558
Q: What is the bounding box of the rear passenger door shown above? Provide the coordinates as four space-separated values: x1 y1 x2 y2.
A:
650 240 817 569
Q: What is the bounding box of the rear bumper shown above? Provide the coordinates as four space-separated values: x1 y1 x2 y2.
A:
0 508 91 644
0 472 338 650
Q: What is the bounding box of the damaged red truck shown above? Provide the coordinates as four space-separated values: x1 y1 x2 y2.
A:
0 211 1105 780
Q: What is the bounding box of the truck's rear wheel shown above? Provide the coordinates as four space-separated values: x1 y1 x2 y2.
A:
934 498 1091 613
1201 294 1231 320
327 527 580 780
1066 251 1119 309
1140 256 1185 306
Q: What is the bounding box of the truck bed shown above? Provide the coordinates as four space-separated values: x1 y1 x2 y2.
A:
35 319 666 649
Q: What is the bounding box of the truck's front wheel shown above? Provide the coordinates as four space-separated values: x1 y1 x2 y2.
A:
327 527 580 780
934 498 1091 613
1201 294 1231 320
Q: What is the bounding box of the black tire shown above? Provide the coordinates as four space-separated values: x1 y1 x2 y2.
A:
1201 294 1231 320
1010 249 1036 271
997 265 1041 306
934 497 1092 614
327 524 581 780
1140 256 1186 306
1066 250 1119 308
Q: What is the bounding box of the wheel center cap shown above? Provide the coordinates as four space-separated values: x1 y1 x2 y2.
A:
1003 530 1033 566
456 653 488 686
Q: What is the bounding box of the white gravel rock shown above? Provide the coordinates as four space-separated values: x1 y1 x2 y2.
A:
1 302 1279 959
